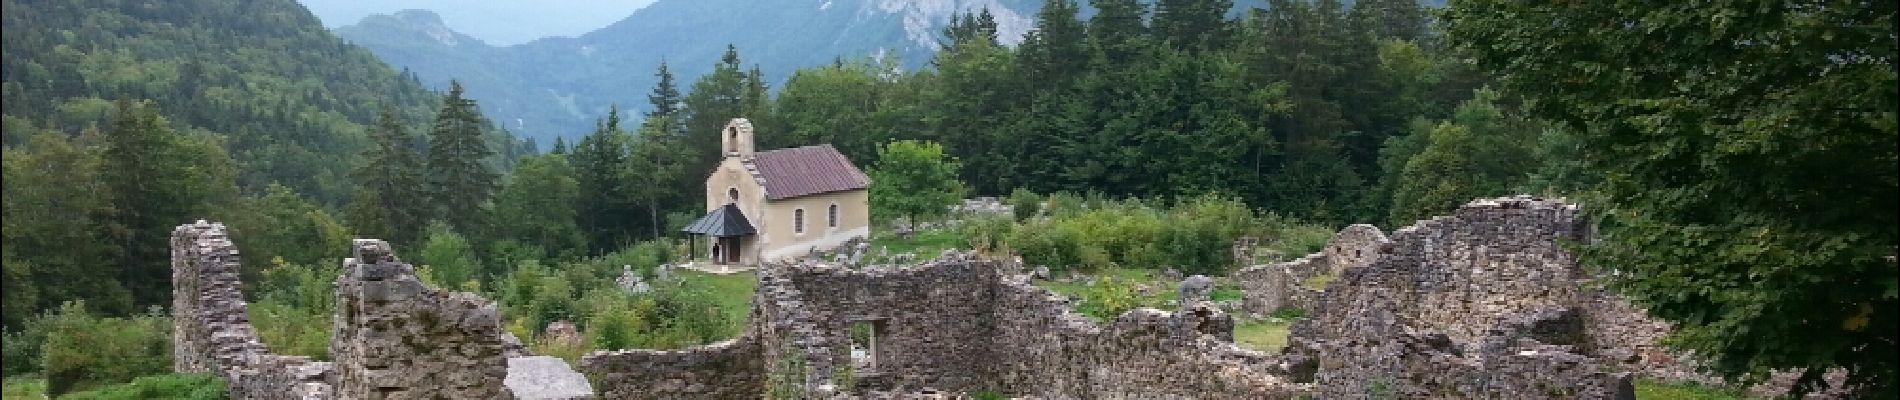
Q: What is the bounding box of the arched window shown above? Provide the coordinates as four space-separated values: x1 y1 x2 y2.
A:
828 204 839 228
727 127 737 140
794 209 806 234
727 188 739 204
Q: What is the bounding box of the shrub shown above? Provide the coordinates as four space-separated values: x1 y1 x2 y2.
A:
58 373 225 400
957 214 1015 254
248 302 330 359
2 316 48 377
39 302 173 396
1076 277 1139 320
1006 188 1041 221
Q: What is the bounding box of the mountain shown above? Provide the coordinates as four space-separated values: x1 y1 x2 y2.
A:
0 0 530 204
334 0 1060 143
299 0 660 46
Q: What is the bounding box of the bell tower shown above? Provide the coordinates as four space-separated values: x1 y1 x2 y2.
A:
722 118 755 158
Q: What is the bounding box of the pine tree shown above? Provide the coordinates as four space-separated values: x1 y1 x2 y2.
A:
98 100 237 308
648 61 684 127
347 108 429 247
424 81 499 236
1153 0 1234 51
1017 0 1087 91
571 107 636 252
1088 0 1150 65
629 115 687 239
741 65 772 126
682 45 750 191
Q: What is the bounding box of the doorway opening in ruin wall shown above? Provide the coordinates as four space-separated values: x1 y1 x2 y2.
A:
849 319 888 376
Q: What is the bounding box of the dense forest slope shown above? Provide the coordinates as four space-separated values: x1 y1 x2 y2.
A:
333 0 1303 142
0 0 528 318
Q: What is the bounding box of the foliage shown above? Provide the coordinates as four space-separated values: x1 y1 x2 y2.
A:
1386 88 1541 225
58 373 225 400
1632 378 1754 400
991 194 1290 275
1 317 48 377
1446 1 1898 395
490 153 587 260
418 222 483 288
2 376 46 399
1 0 534 321
37 302 173 396
346 108 431 248
248 258 339 359
1075 276 1141 320
868 140 967 228
1006 188 1042 221
227 184 353 275
424 81 501 236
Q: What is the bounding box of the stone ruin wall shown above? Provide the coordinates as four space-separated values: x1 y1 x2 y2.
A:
577 337 763 398
171 221 334 399
1235 223 1389 316
991 279 1302 399
171 195 1714 399
328 239 515 399
172 222 588 400
1279 196 1663 399
581 253 1306 399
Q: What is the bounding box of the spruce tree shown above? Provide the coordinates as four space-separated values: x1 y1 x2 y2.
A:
99 100 236 307
347 108 429 247
424 81 499 236
1153 0 1234 51
571 106 636 252
648 61 683 126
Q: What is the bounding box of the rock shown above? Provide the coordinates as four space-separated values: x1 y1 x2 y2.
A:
506 356 596 399
1031 266 1051 281
1178 275 1215 304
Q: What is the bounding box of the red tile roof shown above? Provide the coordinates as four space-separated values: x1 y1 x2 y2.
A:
750 144 871 200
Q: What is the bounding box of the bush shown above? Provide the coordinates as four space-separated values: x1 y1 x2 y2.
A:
1076 277 1139 320
2 316 49 377
39 302 173 396
59 373 225 400
957 214 1015 254
1006 188 1041 221
248 302 330 359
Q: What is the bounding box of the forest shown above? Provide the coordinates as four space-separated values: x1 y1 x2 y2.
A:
2 0 1893 398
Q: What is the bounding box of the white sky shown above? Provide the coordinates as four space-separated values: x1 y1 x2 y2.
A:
299 0 659 46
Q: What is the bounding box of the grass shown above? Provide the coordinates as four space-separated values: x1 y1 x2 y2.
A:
867 229 966 263
56 373 224 400
3 376 45 400
1634 378 1754 400
676 269 759 330
1300 274 1337 290
1234 318 1293 352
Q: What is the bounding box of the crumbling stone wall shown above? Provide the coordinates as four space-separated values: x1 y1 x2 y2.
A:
171 221 333 399
1283 196 1646 399
1235 224 1388 316
761 255 1301 398
329 239 514 399
579 338 763 399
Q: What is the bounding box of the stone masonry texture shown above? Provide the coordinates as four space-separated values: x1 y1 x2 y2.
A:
329 239 515 399
171 195 1732 399
171 221 333 399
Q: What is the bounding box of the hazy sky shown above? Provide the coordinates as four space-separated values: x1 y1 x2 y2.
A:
299 0 659 46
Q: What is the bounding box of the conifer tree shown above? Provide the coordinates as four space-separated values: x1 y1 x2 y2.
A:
571 106 635 252
424 81 499 236
648 61 684 129
99 100 237 307
1153 0 1234 51
348 108 429 247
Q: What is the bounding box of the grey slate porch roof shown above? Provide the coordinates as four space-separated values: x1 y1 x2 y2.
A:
681 203 757 237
